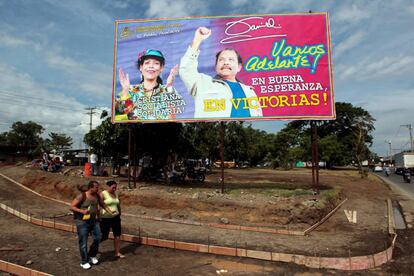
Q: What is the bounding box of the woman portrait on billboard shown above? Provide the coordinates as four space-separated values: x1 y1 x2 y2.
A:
115 49 183 121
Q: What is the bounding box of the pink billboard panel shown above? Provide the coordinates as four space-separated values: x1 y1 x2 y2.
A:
112 13 335 123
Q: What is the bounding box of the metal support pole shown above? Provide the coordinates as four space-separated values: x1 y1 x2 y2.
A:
128 126 132 189
220 122 225 193
133 126 137 189
315 125 320 188
401 124 413 152
385 140 392 164
311 122 315 187
311 121 320 194
389 142 393 164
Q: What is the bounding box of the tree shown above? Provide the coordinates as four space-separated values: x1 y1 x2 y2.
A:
225 122 248 163
6 121 44 147
46 132 73 152
272 102 375 168
181 122 220 160
323 102 375 170
318 134 347 166
0 121 45 159
84 118 129 160
0 132 8 146
272 125 304 168
243 125 275 166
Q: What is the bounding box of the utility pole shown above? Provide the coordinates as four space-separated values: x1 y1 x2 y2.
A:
85 107 97 133
84 107 97 158
401 124 413 152
385 140 392 164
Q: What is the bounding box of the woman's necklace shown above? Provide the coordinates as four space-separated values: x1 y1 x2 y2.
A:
142 85 156 98
143 86 154 92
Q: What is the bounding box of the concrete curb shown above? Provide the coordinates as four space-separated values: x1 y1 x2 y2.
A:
387 199 396 235
0 172 345 236
0 259 53 276
0 202 397 271
304 198 348 234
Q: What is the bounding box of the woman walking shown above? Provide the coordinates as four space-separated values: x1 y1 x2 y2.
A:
99 180 125 258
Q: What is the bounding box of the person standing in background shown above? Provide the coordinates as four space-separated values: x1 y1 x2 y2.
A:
90 151 99 176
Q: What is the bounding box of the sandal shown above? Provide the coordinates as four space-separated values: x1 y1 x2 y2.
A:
116 254 125 259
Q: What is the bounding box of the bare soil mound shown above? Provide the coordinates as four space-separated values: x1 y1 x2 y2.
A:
1 165 343 229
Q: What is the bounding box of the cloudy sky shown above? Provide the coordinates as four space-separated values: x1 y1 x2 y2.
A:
0 0 413 156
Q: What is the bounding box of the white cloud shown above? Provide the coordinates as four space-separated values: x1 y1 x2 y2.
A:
338 54 414 80
333 4 370 23
227 0 311 13
109 1 130 9
145 0 208 17
46 52 80 69
45 50 112 99
0 24 40 49
0 62 96 143
0 25 112 101
365 88 414 155
408 5 414 15
333 30 366 59
0 33 33 47
43 0 113 26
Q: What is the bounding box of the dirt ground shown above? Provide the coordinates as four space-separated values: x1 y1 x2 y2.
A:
1 164 414 275
0 208 321 276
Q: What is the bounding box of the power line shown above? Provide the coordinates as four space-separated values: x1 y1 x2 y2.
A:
0 90 82 107
0 89 110 113
0 120 85 128
401 124 413 152
0 89 87 107
389 125 413 154
0 94 87 112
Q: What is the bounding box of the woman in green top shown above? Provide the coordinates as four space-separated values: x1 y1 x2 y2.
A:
99 180 124 258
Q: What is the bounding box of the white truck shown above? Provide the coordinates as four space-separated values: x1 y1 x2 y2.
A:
394 152 414 174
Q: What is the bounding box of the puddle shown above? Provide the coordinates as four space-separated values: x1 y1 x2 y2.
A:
393 206 406 229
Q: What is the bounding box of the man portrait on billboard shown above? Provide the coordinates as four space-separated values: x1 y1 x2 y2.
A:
179 27 263 119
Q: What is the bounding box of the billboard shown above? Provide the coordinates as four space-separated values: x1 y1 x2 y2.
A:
112 13 335 123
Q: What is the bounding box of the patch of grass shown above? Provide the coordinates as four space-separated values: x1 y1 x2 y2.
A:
225 181 309 190
320 188 340 200
227 187 315 198
277 189 314 197
315 188 341 209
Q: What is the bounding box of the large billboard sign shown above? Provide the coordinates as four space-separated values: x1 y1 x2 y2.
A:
112 13 335 123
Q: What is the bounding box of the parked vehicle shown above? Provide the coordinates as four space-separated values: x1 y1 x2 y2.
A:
394 152 414 175
181 159 206 182
373 166 383 172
